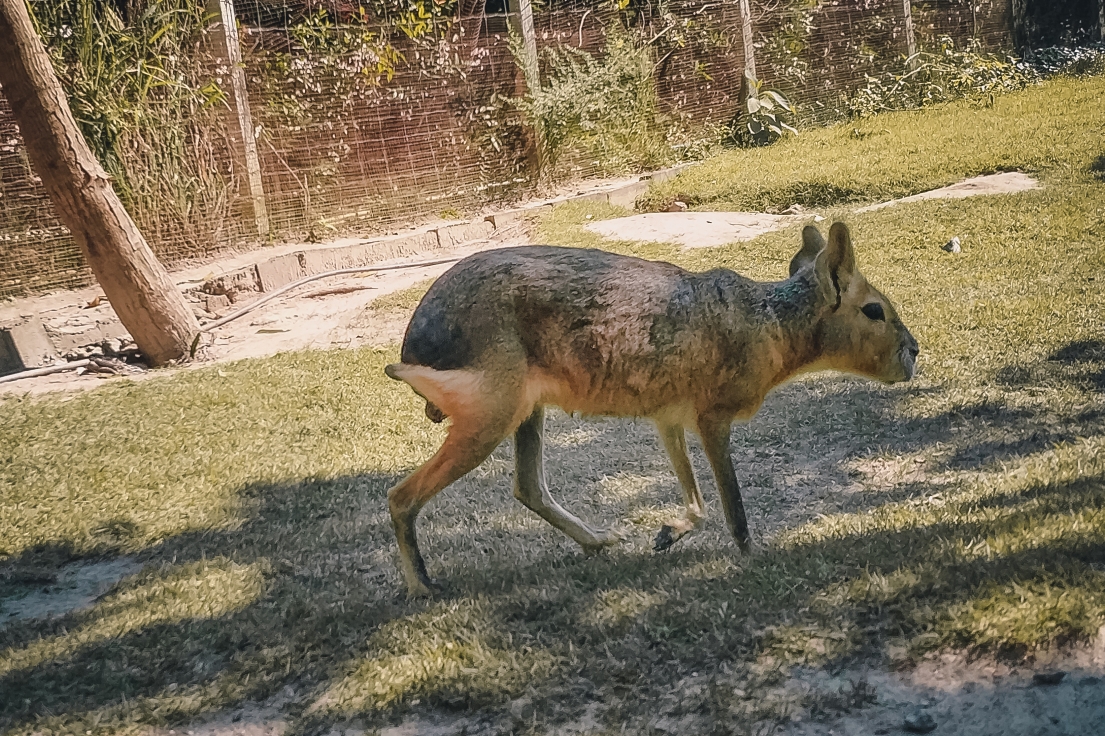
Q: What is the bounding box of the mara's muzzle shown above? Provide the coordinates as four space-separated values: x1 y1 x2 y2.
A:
897 333 920 382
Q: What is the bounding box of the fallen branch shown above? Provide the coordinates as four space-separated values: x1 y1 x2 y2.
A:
303 285 377 299
0 359 90 385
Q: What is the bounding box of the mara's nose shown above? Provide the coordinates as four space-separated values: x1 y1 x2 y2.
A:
905 331 919 357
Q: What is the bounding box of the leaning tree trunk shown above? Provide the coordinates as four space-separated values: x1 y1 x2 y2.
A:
0 0 198 366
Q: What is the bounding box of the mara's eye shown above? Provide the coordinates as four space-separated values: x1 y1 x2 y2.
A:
861 302 885 321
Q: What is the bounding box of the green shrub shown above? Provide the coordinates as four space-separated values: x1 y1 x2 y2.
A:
29 0 228 254
514 29 674 177
726 71 798 148
846 37 1037 117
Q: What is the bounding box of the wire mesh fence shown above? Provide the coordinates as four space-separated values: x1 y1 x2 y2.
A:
1 0 1016 299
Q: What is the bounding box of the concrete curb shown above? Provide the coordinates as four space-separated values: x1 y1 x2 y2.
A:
1 164 695 374
193 165 696 300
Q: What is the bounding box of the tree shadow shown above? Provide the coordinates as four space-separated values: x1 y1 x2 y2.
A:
2 337 1104 734
1091 154 1105 182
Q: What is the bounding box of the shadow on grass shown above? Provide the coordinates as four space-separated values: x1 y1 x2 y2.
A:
1091 154 1105 182
2 339 1104 734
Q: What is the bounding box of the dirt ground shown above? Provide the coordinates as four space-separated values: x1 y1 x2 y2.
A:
9 170 1096 735
0 237 518 397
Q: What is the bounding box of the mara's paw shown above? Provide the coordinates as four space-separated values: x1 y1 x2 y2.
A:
653 524 677 552
404 577 444 599
581 527 624 555
653 519 695 552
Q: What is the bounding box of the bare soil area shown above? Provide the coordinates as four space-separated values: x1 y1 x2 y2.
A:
2 558 142 624
0 237 518 396
585 211 804 248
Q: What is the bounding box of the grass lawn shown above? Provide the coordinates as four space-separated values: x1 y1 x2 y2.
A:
2 73 1105 735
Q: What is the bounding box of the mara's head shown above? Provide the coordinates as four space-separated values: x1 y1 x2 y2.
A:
789 222 919 383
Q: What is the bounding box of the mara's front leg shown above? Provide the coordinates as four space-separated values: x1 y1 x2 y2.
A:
653 421 707 552
697 416 752 553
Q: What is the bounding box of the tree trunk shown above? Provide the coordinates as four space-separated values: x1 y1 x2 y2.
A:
0 0 199 366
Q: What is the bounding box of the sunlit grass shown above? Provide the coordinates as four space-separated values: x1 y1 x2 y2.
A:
320 604 561 712
366 277 437 314
636 74 1105 213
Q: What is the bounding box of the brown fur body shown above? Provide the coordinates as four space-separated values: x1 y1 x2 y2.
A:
385 223 918 596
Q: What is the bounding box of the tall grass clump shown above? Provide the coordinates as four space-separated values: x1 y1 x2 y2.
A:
30 0 233 259
514 28 673 178
512 0 729 180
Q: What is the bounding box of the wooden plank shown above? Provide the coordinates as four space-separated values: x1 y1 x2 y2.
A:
513 0 546 171
902 0 918 70
207 0 270 238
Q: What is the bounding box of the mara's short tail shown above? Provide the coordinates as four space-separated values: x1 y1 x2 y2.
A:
386 362 448 423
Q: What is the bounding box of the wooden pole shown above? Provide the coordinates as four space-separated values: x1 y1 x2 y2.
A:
517 0 541 93
1010 0 1028 51
513 0 545 172
901 0 919 70
1099 0 1105 42
0 0 199 366
207 0 269 238
737 0 757 79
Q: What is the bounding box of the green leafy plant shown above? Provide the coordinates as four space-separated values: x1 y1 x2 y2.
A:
1023 43 1105 77
512 0 731 179
251 2 465 225
256 7 408 128
727 71 798 148
762 0 819 84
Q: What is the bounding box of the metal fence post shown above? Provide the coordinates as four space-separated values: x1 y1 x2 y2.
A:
207 0 269 239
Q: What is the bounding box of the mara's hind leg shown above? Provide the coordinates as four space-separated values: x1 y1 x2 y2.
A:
698 416 752 554
513 406 621 553
653 422 706 552
388 414 512 597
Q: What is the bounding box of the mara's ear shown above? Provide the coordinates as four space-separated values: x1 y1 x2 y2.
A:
789 225 826 276
818 221 856 296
